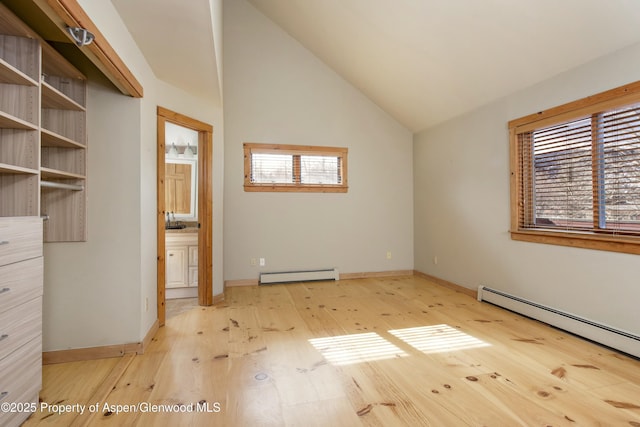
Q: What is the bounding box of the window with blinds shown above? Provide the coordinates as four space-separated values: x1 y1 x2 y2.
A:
510 81 640 254
243 143 348 193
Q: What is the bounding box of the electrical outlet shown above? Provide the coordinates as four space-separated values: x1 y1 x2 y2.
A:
250 258 257 266
433 256 438 265
386 251 392 260
145 297 149 312
259 258 266 267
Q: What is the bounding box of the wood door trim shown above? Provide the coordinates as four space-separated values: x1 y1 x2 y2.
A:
157 107 213 326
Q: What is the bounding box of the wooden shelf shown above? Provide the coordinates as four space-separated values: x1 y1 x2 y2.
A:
0 162 38 175
41 81 85 111
0 110 37 130
41 128 86 149
40 167 85 180
41 43 85 82
0 57 37 86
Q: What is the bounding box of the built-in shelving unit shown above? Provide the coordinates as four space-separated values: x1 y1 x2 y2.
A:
0 31 40 220
40 48 87 242
0 4 87 242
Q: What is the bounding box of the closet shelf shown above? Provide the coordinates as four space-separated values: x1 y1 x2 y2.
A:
0 162 39 175
0 57 37 86
42 44 86 82
40 167 85 180
41 128 86 149
41 81 85 111
0 110 37 130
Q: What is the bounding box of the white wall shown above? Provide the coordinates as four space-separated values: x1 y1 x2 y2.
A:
43 1 224 350
414 42 640 337
43 0 156 351
223 0 413 281
43 73 144 349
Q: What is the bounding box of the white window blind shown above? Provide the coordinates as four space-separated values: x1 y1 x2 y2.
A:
599 105 640 232
251 153 292 184
300 155 340 185
243 143 348 193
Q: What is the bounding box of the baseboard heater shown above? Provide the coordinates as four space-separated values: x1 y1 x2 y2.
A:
260 268 339 285
477 285 640 358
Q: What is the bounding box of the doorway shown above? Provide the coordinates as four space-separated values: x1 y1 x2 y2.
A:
157 107 213 326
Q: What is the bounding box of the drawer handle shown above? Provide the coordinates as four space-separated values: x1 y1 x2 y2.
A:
0 288 9 295
169 253 174 256
0 391 7 401
0 241 8 246
0 334 7 342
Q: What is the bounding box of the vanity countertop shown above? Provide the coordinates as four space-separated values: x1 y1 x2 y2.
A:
166 226 199 234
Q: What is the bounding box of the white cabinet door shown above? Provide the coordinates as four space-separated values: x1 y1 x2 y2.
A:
166 247 188 288
188 245 198 266
188 266 198 287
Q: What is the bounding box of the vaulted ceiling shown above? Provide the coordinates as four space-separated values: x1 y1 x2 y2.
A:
113 0 640 132
111 0 222 105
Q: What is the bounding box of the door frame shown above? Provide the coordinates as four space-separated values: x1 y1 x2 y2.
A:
157 106 213 326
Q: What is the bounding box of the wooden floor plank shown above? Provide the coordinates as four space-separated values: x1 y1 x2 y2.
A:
23 358 121 426
24 276 640 426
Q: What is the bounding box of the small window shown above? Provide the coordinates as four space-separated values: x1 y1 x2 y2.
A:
509 81 640 254
244 143 348 193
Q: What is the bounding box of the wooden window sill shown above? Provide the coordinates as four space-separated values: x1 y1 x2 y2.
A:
510 229 640 255
244 184 348 193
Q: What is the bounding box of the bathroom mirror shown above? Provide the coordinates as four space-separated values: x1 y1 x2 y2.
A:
165 122 199 221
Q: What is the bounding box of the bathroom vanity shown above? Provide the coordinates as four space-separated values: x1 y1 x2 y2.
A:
165 230 198 299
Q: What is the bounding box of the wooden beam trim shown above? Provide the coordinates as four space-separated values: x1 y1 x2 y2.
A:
510 230 640 255
413 270 477 298
213 292 225 305
339 270 414 280
43 344 126 365
157 115 166 326
225 279 259 287
139 319 160 355
43 320 159 364
157 106 213 132
225 270 415 287
508 80 640 130
44 0 143 97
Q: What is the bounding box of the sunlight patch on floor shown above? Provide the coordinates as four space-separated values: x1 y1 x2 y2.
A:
389 324 490 354
309 332 408 366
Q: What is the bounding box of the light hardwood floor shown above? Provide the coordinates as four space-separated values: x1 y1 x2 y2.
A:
23 276 640 426
166 297 199 319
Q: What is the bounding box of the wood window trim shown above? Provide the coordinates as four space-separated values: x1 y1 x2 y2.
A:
243 143 348 193
508 80 640 255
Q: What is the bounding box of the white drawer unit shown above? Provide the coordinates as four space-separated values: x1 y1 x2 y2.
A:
0 217 42 267
0 297 42 362
0 338 42 427
0 257 43 316
0 217 43 427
